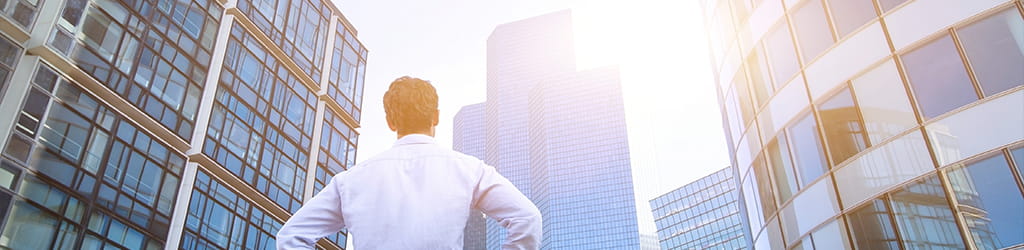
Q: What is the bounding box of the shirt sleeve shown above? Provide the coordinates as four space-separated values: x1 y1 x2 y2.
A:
276 174 346 249
472 162 543 250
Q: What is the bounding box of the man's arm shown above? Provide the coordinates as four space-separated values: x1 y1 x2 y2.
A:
472 162 543 250
276 175 346 249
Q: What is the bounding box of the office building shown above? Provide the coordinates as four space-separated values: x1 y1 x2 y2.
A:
454 102 487 250
0 0 367 249
527 66 639 249
479 10 642 249
650 167 748 249
702 0 1024 249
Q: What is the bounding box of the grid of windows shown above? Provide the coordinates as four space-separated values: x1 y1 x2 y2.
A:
526 68 639 249
0 0 41 29
0 35 19 103
181 170 281 250
311 109 356 249
706 0 1024 249
236 0 330 85
326 22 368 123
650 167 749 250
50 0 223 139
203 23 316 213
0 0 368 249
313 109 357 194
1 64 185 249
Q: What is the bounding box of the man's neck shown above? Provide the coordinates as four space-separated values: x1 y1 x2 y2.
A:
397 131 434 139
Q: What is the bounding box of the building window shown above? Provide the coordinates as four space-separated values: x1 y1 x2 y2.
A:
818 88 869 165
0 0 41 29
946 152 1024 249
746 46 774 106
850 60 917 145
752 154 776 223
876 0 907 13
236 0 330 84
327 24 368 123
204 23 317 213
1 65 185 249
0 35 20 102
766 133 798 203
787 112 827 186
902 35 977 119
890 175 965 249
791 0 835 63
764 22 800 86
53 0 223 139
826 0 877 38
847 199 900 249
181 171 281 249
956 8 1024 97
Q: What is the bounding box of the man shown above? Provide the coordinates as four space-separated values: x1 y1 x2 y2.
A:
277 76 542 249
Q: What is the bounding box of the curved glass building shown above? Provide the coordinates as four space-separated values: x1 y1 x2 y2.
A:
702 0 1024 249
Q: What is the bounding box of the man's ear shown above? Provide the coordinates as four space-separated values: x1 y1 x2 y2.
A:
386 116 398 132
432 109 440 126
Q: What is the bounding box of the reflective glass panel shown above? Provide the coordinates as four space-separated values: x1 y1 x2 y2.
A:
780 178 840 243
946 153 1024 249
0 35 18 101
811 219 852 250
764 22 800 85
758 76 809 139
902 35 977 119
753 154 777 222
847 199 900 250
747 47 774 106
851 60 917 145
819 88 869 165
957 8 1024 97
877 0 907 12
835 131 934 207
890 175 966 249
827 0 877 37
766 134 798 203
926 90 1024 166
743 168 765 230
792 0 835 62
787 113 828 186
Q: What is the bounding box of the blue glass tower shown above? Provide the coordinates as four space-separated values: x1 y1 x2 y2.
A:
480 9 641 249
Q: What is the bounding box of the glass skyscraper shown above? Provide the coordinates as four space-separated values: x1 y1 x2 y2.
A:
650 167 748 250
703 0 1024 249
454 102 487 250
478 10 641 249
0 0 367 249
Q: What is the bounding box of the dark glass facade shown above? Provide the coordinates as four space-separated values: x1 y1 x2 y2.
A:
181 170 280 249
51 0 223 139
1 65 185 249
0 0 368 249
704 0 1024 249
650 167 749 249
203 22 316 214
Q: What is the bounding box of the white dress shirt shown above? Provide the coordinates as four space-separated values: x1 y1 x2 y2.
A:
277 134 542 249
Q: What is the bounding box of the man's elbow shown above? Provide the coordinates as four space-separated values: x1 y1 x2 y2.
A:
275 226 316 249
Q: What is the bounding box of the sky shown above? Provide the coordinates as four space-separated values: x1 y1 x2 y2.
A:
331 0 731 236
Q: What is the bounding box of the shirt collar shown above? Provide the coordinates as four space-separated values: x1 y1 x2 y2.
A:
393 134 436 147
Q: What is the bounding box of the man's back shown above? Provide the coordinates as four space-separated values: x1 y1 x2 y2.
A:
344 135 491 248
277 134 541 249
